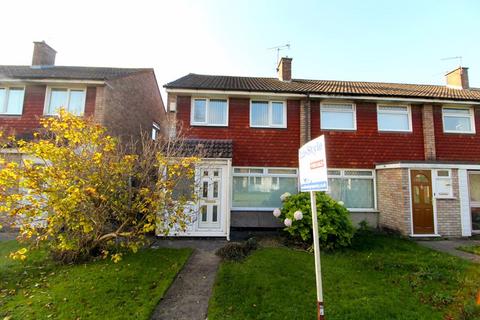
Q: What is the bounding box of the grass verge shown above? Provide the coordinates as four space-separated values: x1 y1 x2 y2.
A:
457 245 480 256
0 240 191 319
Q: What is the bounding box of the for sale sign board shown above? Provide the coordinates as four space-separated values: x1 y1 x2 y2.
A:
299 135 328 192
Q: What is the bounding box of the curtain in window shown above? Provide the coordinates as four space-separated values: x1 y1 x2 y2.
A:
193 99 206 123
48 89 68 114
208 99 227 125
271 102 284 126
6 88 24 114
251 101 269 126
328 177 374 208
68 90 86 115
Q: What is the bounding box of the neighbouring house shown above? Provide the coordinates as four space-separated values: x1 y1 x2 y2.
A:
0 41 166 144
0 41 167 230
165 57 480 239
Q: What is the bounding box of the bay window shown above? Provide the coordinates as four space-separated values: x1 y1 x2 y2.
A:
250 100 286 128
327 169 375 210
377 105 412 132
320 103 356 130
191 98 228 126
45 87 86 115
442 106 475 133
232 167 298 209
0 87 25 115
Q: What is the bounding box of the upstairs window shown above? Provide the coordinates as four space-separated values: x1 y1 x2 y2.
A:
377 105 412 132
250 101 287 128
191 98 228 126
321 103 356 130
45 87 86 116
0 87 25 115
442 106 475 133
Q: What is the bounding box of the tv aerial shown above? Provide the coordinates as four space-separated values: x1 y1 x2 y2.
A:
268 43 291 66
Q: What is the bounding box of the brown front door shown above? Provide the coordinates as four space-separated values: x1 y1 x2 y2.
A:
411 170 435 234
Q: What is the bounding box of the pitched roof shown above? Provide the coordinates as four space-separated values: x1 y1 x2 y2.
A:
179 139 233 158
165 73 480 102
0 65 151 81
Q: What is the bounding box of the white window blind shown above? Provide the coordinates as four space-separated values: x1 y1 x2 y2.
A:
321 103 356 130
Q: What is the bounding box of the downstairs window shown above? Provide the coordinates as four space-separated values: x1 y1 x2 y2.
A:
327 169 375 210
232 167 298 209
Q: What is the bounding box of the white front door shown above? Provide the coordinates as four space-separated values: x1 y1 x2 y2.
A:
198 167 223 229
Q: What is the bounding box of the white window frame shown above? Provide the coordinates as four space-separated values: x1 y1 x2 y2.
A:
376 104 412 132
44 86 87 116
433 169 454 199
326 168 377 211
152 122 161 140
442 106 476 134
231 167 298 211
320 102 357 131
249 100 287 128
190 97 229 127
0 86 25 115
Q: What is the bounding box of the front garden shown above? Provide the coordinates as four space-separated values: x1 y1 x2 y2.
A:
0 240 191 319
209 231 480 320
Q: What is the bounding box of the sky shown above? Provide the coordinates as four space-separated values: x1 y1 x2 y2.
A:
1 0 479 100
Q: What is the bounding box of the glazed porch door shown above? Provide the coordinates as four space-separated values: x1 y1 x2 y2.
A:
198 168 222 229
411 170 435 234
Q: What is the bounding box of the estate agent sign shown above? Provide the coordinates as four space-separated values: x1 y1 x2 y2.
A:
298 135 328 320
299 135 328 192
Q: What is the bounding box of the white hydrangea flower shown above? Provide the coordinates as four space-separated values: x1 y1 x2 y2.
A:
280 192 291 202
338 201 345 206
294 210 303 221
273 208 281 218
284 218 292 227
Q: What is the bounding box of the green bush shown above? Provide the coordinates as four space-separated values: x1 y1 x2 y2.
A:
275 192 354 250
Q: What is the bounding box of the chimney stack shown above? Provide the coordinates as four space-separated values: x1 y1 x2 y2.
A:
445 67 469 89
32 41 56 67
277 57 292 81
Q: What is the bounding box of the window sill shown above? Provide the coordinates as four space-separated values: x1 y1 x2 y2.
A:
0 113 22 116
190 124 228 128
250 126 288 130
321 128 356 132
442 131 476 135
378 130 413 134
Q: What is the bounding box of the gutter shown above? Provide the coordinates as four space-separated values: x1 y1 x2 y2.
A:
166 88 480 105
0 78 106 85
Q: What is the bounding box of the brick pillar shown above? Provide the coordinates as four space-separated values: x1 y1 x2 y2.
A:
300 99 311 146
422 104 436 160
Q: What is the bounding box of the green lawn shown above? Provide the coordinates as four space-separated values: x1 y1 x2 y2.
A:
209 232 480 320
457 245 480 256
0 240 191 319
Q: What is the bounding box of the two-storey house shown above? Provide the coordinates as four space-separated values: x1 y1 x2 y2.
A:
0 41 166 230
0 41 166 145
165 57 480 239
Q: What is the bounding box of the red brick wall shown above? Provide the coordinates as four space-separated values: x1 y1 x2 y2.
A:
310 101 425 168
0 85 96 136
434 105 480 161
177 96 300 167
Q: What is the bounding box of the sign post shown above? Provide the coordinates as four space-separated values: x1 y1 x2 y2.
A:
299 135 328 320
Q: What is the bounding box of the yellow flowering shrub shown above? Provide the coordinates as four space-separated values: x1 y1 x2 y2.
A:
0 109 198 263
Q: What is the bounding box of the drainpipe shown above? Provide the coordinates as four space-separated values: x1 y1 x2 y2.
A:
300 94 311 146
